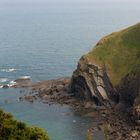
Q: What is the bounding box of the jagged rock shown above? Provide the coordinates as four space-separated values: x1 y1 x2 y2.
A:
56 84 64 92
70 23 140 125
84 102 93 109
24 95 37 103
70 56 116 106
84 112 98 118
133 105 140 124
3 85 9 88
42 95 48 100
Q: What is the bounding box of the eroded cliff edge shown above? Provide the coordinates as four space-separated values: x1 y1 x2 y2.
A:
70 23 140 121
70 56 116 105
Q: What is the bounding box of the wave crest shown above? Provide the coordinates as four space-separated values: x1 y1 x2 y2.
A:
1 68 16 72
0 78 9 83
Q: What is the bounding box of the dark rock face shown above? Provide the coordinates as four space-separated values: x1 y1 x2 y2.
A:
116 73 140 107
2 85 9 88
70 56 118 106
114 73 140 124
70 56 140 120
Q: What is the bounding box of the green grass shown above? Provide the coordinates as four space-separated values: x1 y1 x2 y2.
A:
87 131 92 140
0 109 50 140
86 23 140 86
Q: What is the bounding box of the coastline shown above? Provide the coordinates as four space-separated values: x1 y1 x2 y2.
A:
14 77 140 140
1 22 139 140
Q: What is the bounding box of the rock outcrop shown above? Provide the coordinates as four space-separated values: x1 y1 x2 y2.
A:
70 56 117 106
70 23 140 122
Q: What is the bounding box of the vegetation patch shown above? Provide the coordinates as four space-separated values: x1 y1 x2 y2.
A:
0 109 50 140
86 23 140 86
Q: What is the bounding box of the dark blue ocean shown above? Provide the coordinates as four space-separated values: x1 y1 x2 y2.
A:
0 1 140 140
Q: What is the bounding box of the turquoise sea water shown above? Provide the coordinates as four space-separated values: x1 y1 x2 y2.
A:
0 1 140 140
0 88 104 140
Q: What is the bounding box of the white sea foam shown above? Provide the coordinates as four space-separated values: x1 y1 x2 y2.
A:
0 78 9 83
9 81 17 87
18 76 31 80
10 81 17 85
1 68 16 72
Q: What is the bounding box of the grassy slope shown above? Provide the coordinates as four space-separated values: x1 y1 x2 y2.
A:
86 23 140 86
0 110 50 140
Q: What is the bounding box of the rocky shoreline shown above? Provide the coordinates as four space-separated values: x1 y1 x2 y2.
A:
19 77 95 112
4 23 139 140
17 77 140 140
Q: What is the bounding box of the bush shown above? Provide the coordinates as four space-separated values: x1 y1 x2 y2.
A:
0 109 50 140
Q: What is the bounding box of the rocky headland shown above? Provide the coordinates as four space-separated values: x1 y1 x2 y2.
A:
12 23 140 139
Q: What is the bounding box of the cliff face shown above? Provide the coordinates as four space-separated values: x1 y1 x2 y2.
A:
70 56 117 106
70 23 140 121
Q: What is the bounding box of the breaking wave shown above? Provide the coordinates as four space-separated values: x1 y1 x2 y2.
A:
0 76 31 88
0 78 9 83
1 68 16 72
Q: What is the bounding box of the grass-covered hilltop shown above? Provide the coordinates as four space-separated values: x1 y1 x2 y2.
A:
70 23 140 121
0 109 50 140
87 22 140 86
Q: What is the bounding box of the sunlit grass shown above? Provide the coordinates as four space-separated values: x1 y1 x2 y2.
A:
86 23 140 86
